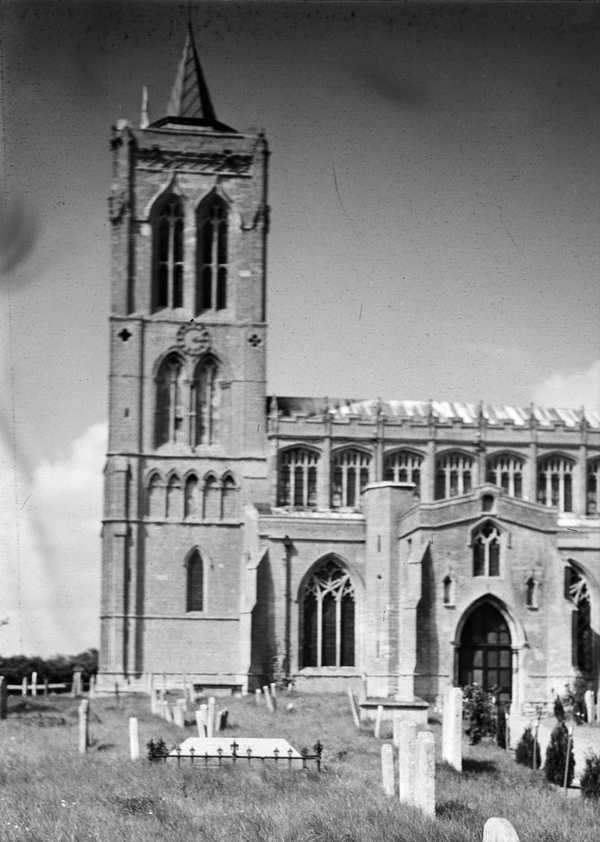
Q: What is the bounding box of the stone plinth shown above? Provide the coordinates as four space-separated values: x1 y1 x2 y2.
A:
360 696 429 726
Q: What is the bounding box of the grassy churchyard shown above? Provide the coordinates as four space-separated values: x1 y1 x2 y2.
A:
1 691 599 842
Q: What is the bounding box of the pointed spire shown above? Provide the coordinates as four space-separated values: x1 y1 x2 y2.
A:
166 23 217 123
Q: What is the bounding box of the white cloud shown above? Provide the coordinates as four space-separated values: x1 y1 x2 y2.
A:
0 422 107 656
533 359 600 413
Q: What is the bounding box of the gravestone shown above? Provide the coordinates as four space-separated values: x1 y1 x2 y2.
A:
482 817 520 842
207 697 216 737
584 690 594 724
270 682 277 699
255 688 262 705
414 730 435 816
442 687 462 772
0 676 7 720
129 716 140 760
217 708 228 731
72 670 82 698
173 704 185 728
21 677 27 697
78 700 89 754
31 672 37 697
88 675 96 699
263 685 275 713
347 687 360 728
381 744 395 796
150 688 158 716
374 704 384 739
195 706 208 737
398 719 417 805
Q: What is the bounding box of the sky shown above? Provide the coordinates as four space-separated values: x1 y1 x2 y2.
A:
1 0 599 655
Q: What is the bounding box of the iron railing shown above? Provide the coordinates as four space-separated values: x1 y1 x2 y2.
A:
150 739 323 771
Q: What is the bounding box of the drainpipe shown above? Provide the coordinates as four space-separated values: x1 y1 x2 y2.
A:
283 535 293 684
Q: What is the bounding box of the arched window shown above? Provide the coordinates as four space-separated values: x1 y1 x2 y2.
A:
203 474 220 520
278 448 319 507
146 472 163 519
443 575 455 606
221 474 237 519
486 453 524 498
435 452 473 500
196 193 228 314
331 449 371 508
300 557 355 668
565 562 592 675
166 474 182 519
186 550 204 612
152 192 184 312
184 474 200 519
383 450 422 494
537 455 574 512
472 521 501 577
155 353 186 447
192 356 219 446
587 458 600 515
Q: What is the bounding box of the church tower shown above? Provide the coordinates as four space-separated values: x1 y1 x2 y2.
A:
100 26 269 688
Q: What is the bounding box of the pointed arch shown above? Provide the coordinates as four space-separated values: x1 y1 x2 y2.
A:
278 446 319 507
191 354 220 446
184 473 200 519
196 190 228 314
166 472 182 519
145 471 164 519
565 560 593 676
221 472 237 519
485 451 524 498
435 450 474 499
456 598 513 704
330 447 371 508
383 448 423 492
537 452 575 512
203 472 220 519
151 189 184 311
154 351 186 447
299 555 355 668
186 548 204 612
470 519 502 577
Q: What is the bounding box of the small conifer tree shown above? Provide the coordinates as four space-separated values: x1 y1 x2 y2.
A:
515 725 541 769
580 752 600 799
545 722 575 786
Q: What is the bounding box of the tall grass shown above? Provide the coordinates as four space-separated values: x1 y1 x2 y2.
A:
0 692 598 841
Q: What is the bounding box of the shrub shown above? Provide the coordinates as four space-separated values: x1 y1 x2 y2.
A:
545 723 575 786
462 683 497 744
496 703 507 750
553 694 565 723
515 726 541 769
580 752 600 799
147 738 169 761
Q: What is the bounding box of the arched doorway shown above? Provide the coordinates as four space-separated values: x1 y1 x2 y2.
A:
458 602 512 705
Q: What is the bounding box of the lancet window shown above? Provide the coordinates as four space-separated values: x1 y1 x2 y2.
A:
191 356 220 446
203 474 220 520
221 474 237 519
435 452 473 500
331 449 371 508
166 474 182 519
537 455 574 513
472 521 501 577
152 192 184 312
146 472 163 519
383 450 422 494
184 475 201 519
301 557 355 668
186 550 204 612
278 448 319 507
154 353 186 447
486 453 524 498
196 193 228 314
587 458 600 515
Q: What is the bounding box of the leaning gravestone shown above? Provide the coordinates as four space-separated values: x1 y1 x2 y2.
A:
195 706 208 737
263 685 275 713
414 730 435 817
398 720 417 805
482 817 520 842
347 687 360 728
381 744 395 796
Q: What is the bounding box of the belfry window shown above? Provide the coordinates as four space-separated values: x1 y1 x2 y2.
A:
486 453 524 498
537 455 574 513
472 521 501 577
192 356 220 446
186 550 204 612
155 353 186 447
197 193 228 314
278 448 319 507
435 452 473 500
301 557 355 668
383 450 422 494
587 458 600 515
331 449 370 508
152 192 184 312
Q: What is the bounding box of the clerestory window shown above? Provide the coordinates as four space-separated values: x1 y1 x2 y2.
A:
331 449 370 508
278 448 319 507
486 453 524 499
383 450 422 494
435 452 473 500
537 455 574 513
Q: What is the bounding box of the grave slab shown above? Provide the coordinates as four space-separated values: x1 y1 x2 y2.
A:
171 737 303 761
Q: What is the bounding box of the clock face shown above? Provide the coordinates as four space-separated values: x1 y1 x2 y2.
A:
178 324 211 356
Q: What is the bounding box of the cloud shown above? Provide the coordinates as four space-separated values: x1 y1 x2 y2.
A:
0 422 107 656
533 359 600 412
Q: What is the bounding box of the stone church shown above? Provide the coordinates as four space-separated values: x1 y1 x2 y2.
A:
100 27 600 710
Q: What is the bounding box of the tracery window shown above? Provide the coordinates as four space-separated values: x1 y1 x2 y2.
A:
472 521 501 577
166 474 182 519
435 452 473 500
186 550 204 612
383 450 422 494
587 458 600 515
184 475 200 519
152 192 184 312
301 557 355 668
537 455 574 513
565 562 592 674
155 353 186 447
486 453 524 498
331 449 370 508
146 472 163 519
278 448 319 507
221 474 237 519
196 193 228 314
192 356 220 446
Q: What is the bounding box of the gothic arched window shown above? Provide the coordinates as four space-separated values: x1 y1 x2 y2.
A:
472 521 501 577
166 473 182 519
537 455 574 512
587 458 600 515
146 472 163 519
278 448 319 507
196 193 228 314
221 474 237 519
331 449 371 508
203 474 220 520
186 550 204 612
383 450 422 493
152 192 184 312
301 557 355 668
435 452 473 500
184 474 200 519
192 356 219 446
155 353 186 447
486 453 524 498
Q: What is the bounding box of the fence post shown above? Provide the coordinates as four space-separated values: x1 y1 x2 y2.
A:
43 678 49 697
21 676 27 697
78 700 89 753
129 716 140 760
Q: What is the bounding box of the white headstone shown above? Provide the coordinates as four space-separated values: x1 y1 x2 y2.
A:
482 817 520 842
584 690 594 724
78 699 89 754
207 697 216 738
263 685 274 713
255 688 262 705
21 677 27 697
392 713 402 747
381 744 395 796
173 704 184 728
414 730 435 816
374 704 384 739
347 687 360 728
442 687 462 772
397 719 417 805
270 682 277 699
31 672 37 697
129 716 140 760
195 706 207 737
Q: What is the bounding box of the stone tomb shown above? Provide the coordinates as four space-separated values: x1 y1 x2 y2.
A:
171 737 303 764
